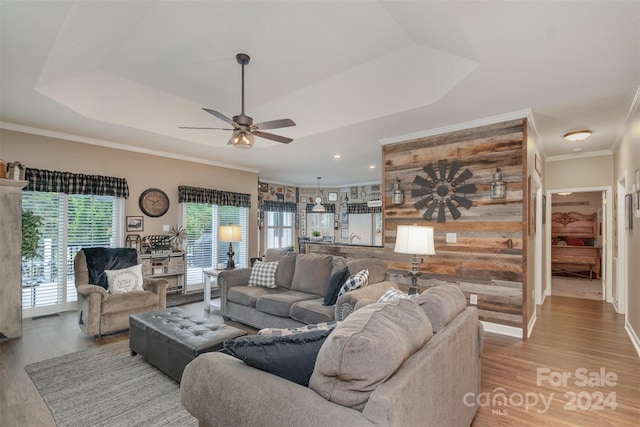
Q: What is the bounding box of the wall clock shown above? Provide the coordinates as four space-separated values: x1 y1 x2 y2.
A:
412 159 476 222
139 188 170 217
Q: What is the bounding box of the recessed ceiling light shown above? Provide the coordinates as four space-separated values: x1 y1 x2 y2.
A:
564 130 591 142
369 165 376 169
333 154 341 159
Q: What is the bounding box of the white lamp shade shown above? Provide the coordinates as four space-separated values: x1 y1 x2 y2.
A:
218 224 242 242
394 225 435 255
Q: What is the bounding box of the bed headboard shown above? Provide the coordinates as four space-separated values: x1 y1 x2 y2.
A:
551 212 597 242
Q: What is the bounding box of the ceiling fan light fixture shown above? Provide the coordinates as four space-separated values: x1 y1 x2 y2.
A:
231 131 254 148
564 130 591 142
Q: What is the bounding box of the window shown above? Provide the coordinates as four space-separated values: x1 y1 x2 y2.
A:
182 203 248 286
265 211 294 250
21 192 122 317
308 213 333 238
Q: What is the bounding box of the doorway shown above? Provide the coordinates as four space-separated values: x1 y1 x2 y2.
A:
545 187 612 303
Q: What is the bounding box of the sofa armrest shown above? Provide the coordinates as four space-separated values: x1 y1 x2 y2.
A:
76 284 109 302
335 280 398 321
181 352 373 427
143 277 168 308
217 268 252 317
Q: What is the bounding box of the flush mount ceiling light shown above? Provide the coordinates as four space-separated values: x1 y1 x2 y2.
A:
564 130 592 142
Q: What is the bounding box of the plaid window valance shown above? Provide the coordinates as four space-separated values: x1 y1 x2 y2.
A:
347 203 381 214
261 200 297 213
306 203 336 213
178 185 251 207
25 168 129 198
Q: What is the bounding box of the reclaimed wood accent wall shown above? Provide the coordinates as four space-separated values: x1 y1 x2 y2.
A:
312 119 527 330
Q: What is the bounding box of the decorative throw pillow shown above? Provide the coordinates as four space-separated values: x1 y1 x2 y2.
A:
224 328 333 386
248 261 279 288
337 269 369 297
323 266 351 306
258 321 339 337
377 287 418 303
308 298 432 410
104 264 144 294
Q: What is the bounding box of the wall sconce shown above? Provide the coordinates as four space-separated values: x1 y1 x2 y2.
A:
391 179 404 205
490 167 506 199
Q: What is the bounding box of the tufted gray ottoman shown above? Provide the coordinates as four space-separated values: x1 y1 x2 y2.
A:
129 307 247 382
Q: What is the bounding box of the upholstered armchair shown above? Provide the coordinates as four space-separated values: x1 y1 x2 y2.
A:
74 247 168 336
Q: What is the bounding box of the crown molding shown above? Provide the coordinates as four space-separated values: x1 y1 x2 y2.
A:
545 150 613 163
378 109 531 145
0 121 260 174
611 85 640 152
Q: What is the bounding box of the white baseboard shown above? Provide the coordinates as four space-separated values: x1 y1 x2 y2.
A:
480 321 523 338
625 320 640 358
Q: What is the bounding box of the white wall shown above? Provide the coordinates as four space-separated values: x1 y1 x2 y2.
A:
613 87 640 356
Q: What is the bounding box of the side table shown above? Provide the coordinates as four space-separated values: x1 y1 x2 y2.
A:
202 268 224 311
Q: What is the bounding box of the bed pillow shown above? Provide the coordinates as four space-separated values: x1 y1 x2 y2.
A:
566 237 585 246
248 261 279 288
104 264 144 294
224 328 333 386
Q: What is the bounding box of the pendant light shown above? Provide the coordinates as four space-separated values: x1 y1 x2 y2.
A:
312 177 326 212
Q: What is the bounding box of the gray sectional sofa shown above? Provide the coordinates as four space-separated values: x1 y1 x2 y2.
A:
217 249 392 329
181 285 483 426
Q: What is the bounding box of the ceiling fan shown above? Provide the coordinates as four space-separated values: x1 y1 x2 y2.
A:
180 53 295 149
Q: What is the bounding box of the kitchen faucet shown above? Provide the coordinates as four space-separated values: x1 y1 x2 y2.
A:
349 233 361 244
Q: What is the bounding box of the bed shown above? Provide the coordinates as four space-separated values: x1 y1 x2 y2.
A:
551 212 601 280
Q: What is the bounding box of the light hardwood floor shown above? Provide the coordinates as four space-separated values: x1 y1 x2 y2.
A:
1 297 638 426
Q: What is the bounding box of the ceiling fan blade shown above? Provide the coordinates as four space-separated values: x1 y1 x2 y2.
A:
253 131 293 144
202 108 238 128
179 126 235 130
254 118 296 130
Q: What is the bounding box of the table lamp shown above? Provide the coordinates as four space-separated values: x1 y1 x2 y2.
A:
394 225 436 295
219 224 242 269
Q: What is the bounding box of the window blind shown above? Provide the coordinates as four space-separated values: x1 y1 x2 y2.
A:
21 192 121 316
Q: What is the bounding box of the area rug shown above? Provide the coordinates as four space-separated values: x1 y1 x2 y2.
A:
25 340 197 427
166 288 220 307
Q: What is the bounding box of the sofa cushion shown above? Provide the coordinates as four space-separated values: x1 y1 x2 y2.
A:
228 286 286 308
264 249 297 289
105 264 144 294
290 298 335 324
224 328 333 386
414 284 467 333
290 254 334 296
248 261 279 288
101 290 159 315
323 266 351 306
256 291 318 317
337 269 369 297
346 259 387 284
309 298 432 411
